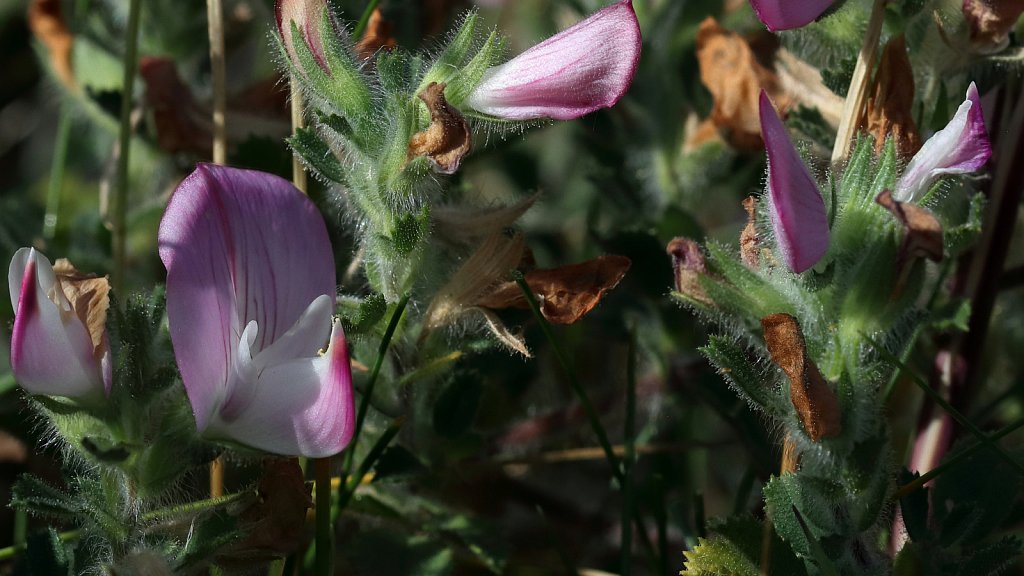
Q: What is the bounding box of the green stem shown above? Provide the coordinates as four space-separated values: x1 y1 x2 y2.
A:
43 101 73 242
335 419 403 515
112 0 142 294
0 529 80 562
341 294 409 482
866 334 1024 477
894 416 1024 499
314 458 332 576
513 271 624 484
352 0 382 39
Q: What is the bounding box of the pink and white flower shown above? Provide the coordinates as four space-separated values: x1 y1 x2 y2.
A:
760 91 830 273
7 249 112 399
893 82 992 202
464 0 642 120
159 164 354 457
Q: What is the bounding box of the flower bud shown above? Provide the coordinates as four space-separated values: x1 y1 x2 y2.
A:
464 0 641 120
8 248 112 399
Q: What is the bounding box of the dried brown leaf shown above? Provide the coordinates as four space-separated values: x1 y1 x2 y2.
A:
28 0 74 88
409 82 472 174
666 237 710 305
876 189 944 298
355 8 397 59
865 36 922 159
140 57 212 155
964 0 1024 52
696 18 787 151
781 432 800 474
232 459 311 559
476 255 631 325
761 314 842 441
52 259 109 360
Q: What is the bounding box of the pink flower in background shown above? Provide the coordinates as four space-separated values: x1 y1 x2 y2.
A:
759 91 830 273
276 0 334 74
464 0 642 120
7 249 112 399
894 82 992 202
748 0 835 31
159 164 354 458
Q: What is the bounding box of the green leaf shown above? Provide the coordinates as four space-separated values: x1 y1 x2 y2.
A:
11 476 81 520
444 30 504 108
700 336 783 416
24 528 71 576
288 127 347 184
930 299 971 332
683 515 807 576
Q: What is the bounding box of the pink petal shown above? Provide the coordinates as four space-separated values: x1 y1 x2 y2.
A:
7 248 106 398
894 82 992 202
749 0 835 31
211 319 355 457
464 0 641 120
276 0 331 73
159 164 336 431
760 91 829 273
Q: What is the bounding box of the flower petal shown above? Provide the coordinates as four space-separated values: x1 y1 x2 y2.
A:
760 91 829 273
8 248 105 398
210 319 355 457
464 0 641 120
749 0 835 31
894 82 992 202
276 0 330 72
159 164 336 431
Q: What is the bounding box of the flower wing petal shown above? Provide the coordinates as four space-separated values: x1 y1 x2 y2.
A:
465 0 641 120
211 319 355 457
159 164 336 430
760 91 829 273
894 82 992 202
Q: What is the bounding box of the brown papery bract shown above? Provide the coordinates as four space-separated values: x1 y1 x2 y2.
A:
28 0 75 89
865 36 922 159
876 189 944 298
408 82 472 174
477 255 632 325
52 259 110 361
761 313 842 442
355 8 397 59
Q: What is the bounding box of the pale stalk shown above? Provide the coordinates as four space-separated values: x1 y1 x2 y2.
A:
207 0 227 499
831 0 887 163
112 0 142 293
292 73 308 194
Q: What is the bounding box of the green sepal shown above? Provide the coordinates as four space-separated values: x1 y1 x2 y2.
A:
944 192 985 257
288 126 347 183
11 474 82 520
444 29 504 108
704 242 793 319
700 336 783 416
378 49 424 96
417 11 480 94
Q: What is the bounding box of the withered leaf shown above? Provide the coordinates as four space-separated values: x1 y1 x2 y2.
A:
52 259 110 359
28 0 75 89
865 36 922 159
477 255 632 325
876 190 944 298
695 18 787 151
781 432 800 474
761 313 842 441
229 458 311 560
355 8 397 59
140 57 212 155
740 196 760 269
408 82 472 174
433 193 539 246
666 237 710 305
964 0 1024 52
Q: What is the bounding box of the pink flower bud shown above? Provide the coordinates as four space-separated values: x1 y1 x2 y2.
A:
276 0 333 74
748 0 835 31
760 91 829 273
464 0 641 120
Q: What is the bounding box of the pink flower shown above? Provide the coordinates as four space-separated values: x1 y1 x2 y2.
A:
7 249 112 399
464 0 642 120
748 0 835 31
760 91 829 273
893 82 992 202
159 164 354 458
276 0 334 74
